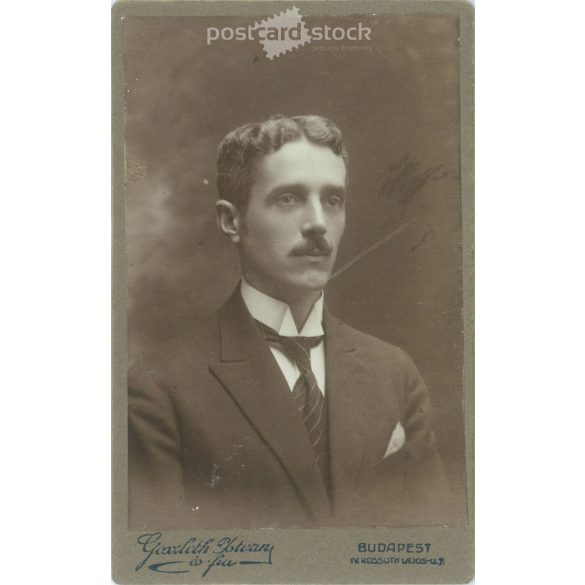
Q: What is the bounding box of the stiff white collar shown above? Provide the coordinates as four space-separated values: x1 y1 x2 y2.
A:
240 279 324 337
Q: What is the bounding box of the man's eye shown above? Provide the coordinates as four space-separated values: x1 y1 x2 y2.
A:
278 193 297 205
324 195 343 207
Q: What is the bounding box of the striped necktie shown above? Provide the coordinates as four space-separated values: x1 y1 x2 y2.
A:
255 320 328 481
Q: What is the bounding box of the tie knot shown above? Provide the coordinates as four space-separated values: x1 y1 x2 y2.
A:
255 320 323 372
288 335 324 352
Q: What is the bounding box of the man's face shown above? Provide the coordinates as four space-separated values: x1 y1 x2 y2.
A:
238 139 347 301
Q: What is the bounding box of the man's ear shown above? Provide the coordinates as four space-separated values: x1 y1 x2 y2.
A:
216 199 242 244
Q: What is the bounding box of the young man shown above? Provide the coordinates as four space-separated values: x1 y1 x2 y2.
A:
128 115 446 529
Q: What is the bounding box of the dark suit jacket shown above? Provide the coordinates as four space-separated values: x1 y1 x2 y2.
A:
128 287 447 529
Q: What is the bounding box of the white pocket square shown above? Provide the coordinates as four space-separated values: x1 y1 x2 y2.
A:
383 422 406 459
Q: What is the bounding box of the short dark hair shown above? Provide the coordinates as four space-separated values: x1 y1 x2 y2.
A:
216 115 348 208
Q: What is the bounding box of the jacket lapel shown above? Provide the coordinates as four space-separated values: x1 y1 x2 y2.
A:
324 311 370 509
209 289 331 521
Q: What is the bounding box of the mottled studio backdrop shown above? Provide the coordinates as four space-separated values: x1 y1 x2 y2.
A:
123 12 467 524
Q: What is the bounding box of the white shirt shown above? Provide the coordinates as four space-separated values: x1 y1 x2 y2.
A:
240 279 326 395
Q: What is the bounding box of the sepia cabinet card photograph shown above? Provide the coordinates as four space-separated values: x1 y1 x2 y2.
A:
112 0 474 582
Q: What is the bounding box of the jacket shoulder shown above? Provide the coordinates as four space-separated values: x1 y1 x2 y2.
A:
128 306 221 384
331 316 414 367
330 316 429 418
329 315 425 405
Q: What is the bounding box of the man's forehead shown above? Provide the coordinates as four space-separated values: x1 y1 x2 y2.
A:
253 139 347 187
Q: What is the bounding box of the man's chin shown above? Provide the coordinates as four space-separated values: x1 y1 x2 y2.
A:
290 269 332 292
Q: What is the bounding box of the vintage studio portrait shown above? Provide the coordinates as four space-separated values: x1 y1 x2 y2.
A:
123 13 468 531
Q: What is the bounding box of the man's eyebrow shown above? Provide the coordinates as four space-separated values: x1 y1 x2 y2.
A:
321 184 346 198
266 182 347 202
266 183 308 201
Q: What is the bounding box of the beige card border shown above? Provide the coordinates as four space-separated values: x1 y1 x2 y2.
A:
112 1 474 582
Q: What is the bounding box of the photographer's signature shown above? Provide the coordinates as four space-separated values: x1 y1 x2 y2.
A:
135 532 274 577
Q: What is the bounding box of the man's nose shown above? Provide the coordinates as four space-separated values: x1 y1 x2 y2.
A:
301 197 327 236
